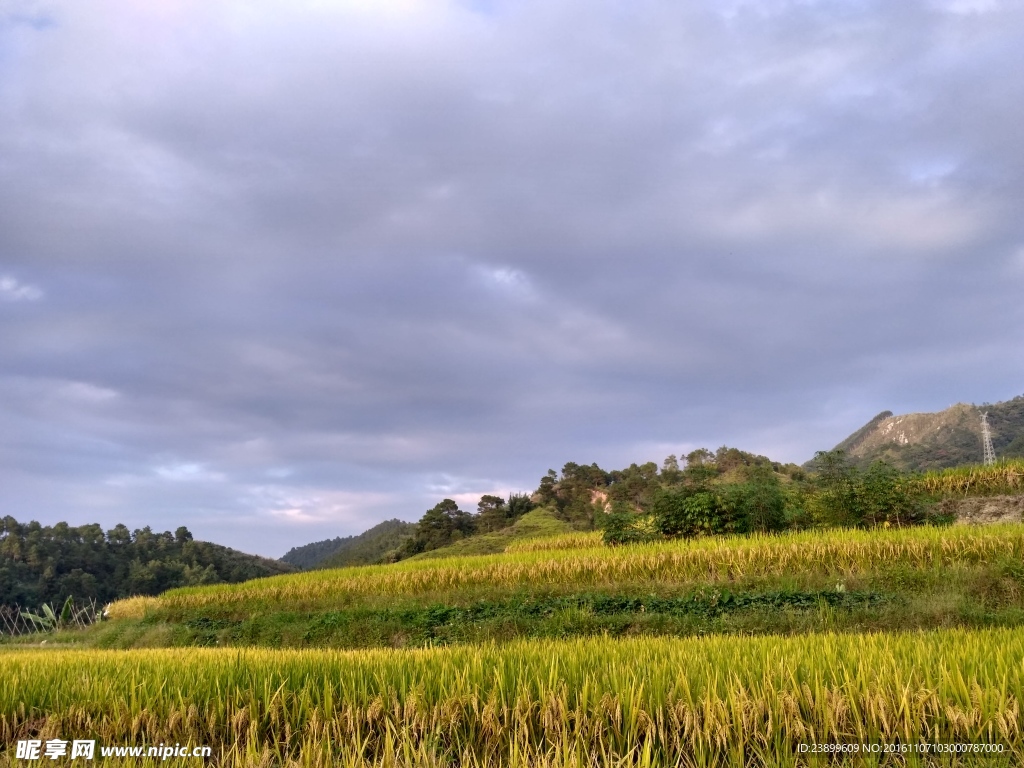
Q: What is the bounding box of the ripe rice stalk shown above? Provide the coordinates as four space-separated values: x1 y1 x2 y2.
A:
107 523 1024 619
915 460 1024 497
1 629 1022 766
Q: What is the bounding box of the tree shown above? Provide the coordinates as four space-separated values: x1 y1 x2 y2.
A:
731 465 786 533
857 461 921 527
476 495 509 533
682 454 718 488
537 470 558 505
685 448 713 467
813 450 861 526
475 493 535 533
660 455 682 485
607 462 659 512
649 484 746 539
506 492 534 521
546 463 610 529
0 516 292 608
107 524 132 547
403 499 477 556
601 510 658 546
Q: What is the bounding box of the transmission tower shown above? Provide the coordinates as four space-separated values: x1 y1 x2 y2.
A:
981 412 996 466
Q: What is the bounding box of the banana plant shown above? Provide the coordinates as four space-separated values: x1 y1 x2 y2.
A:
21 602 59 633
21 597 95 633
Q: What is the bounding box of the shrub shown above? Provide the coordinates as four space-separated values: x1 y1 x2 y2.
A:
651 489 738 538
601 512 659 546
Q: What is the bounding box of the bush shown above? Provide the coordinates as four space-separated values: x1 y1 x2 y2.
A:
812 451 925 528
650 489 740 538
858 461 924 527
723 468 787 533
601 513 659 546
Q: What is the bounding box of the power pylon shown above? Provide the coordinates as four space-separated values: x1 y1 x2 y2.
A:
981 412 996 466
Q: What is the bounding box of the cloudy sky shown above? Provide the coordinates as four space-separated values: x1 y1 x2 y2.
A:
2 0 1023 556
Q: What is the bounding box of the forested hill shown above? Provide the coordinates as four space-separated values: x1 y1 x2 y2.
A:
280 519 415 570
830 395 1024 471
0 517 294 608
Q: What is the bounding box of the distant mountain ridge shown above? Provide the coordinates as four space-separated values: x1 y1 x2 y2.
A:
280 519 415 570
830 395 1024 471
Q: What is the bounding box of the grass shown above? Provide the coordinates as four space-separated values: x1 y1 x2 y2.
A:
2 628 1022 766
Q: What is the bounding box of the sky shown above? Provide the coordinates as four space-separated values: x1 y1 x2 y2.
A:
2 0 1023 557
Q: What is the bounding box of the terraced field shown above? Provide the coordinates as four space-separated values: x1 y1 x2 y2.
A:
5 523 1024 765
86 523 1024 649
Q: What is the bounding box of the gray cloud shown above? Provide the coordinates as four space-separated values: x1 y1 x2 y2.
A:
1 0 1023 555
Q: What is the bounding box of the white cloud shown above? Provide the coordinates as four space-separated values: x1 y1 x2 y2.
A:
474 264 537 301
1010 245 1024 273
269 507 319 523
701 187 986 253
59 381 119 403
0 276 42 302
154 462 225 482
249 485 399 525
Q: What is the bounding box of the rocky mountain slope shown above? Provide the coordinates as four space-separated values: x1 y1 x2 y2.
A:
832 395 1024 471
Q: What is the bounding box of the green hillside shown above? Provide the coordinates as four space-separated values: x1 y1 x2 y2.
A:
406 507 571 560
281 519 415 570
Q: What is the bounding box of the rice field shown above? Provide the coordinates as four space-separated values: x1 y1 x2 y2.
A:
1 628 1021 767
21 509 1024 764
109 523 1024 619
916 460 1024 497
504 532 603 553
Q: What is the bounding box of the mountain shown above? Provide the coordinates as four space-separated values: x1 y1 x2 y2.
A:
828 395 1024 471
280 519 416 570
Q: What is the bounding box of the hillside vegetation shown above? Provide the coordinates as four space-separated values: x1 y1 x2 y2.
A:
65 456 1024 650
380 447 1024 569
406 507 572 560
274 410 1024 576
0 517 293 608
280 519 415 570
276 401 1024 572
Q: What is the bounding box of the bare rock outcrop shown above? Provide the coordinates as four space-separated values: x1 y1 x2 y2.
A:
944 495 1024 525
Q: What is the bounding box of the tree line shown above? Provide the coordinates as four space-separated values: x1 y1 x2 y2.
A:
598 448 940 545
399 446 943 552
398 493 536 557
0 517 293 608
